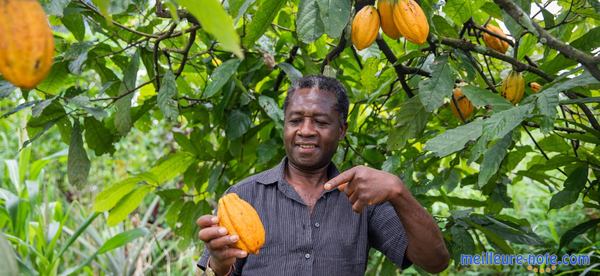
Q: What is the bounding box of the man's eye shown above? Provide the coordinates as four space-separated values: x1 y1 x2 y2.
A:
289 119 301 124
316 121 328 126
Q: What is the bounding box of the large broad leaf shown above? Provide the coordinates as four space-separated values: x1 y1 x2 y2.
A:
0 233 18 276
418 55 455 112
443 0 485 26
258 96 284 126
461 86 512 112
204 59 241 98
450 226 476 264
296 0 324 43
115 50 140 136
277 62 303 83
481 104 532 141
107 185 154 226
93 177 142 212
149 152 197 184
477 133 512 187
425 119 484 157
226 110 253 139
157 70 179 121
388 97 430 151
84 117 116 155
535 72 599 132
176 0 244 58
242 0 287 47
317 0 351 39
549 165 589 210
558 218 600 251
98 228 149 254
68 121 90 187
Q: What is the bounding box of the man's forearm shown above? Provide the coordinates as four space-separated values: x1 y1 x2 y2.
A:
390 191 450 273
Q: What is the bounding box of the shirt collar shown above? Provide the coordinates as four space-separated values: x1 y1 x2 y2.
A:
256 157 340 185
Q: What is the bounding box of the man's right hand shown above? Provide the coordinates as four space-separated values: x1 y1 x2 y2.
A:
197 215 248 275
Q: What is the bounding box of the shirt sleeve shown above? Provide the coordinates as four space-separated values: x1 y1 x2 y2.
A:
368 202 411 269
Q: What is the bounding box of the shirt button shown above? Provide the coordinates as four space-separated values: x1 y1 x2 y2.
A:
314 222 320 228
305 253 311 259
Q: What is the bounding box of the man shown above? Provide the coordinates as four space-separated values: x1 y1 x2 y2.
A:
197 75 449 275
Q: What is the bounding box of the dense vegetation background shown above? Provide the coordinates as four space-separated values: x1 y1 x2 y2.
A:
0 0 599 274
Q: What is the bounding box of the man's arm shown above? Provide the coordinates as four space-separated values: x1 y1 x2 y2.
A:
324 166 450 273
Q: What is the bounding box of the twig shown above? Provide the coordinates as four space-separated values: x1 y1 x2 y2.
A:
78 0 159 38
175 28 197 78
321 31 348 73
154 24 178 89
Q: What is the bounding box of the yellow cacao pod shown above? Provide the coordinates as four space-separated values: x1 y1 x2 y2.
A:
0 0 55 89
218 193 265 254
482 25 509 54
377 0 401 39
529 82 542 93
351 6 380 50
501 71 525 104
392 0 429 45
450 88 474 122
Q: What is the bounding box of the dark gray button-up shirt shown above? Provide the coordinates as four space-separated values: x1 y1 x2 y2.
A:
199 158 409 275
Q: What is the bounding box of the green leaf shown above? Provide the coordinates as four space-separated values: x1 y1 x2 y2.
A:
450 226 475 264
257 139 278 164
242 0 287 47
176 0 244 58
93 177 141 212
44 0 70 16
558 218 600 251
149 152 197 184
482 104 532 141
387 97 430 151
443 0 485 26
204 59 241 98
158 70 179 120
478 133 512 187
98 228 149 254
84 117 116 155
68 121 90 187
550 165 589 210
432 15 458 38
360 58 379 94
296 0 324 43
229 0 257 20
277 62 303 83
61 9 86 41
0 233 19 276
502 0 530 38
461 85 512 112
258 95 284 126
535 73 599 132
115 50 140 136
226 110 253 139
107 185 154 226
317 0 351 39
425 119 483 157
418 55 455 112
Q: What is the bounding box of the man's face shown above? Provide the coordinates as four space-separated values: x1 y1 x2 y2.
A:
283 88 347 171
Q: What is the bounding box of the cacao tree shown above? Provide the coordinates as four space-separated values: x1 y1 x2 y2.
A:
1 0 599 274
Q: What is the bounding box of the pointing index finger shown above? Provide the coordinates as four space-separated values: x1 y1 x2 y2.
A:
324 168 356 190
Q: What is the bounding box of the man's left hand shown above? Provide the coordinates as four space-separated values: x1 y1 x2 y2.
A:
324 165 406 213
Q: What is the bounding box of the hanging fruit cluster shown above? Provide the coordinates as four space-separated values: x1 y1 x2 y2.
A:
0 0 55 89
351 0 429 50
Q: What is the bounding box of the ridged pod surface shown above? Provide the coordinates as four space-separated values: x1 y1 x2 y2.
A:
392 0 429 44
351 6 380 50
218 193 265 254
450 88 474 122
501 71 525 104
377 0 401 39
529 82 542 93
482 25 509 54
0 0 54 89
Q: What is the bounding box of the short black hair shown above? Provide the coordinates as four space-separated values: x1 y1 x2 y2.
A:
283 75 349 123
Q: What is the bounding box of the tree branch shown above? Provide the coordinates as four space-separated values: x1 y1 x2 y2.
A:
321 31 347 73
493 0 600 81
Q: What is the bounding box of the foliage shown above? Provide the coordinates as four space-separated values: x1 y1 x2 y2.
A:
1 0 599 274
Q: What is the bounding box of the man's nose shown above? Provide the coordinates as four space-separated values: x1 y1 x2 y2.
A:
298 119 316 136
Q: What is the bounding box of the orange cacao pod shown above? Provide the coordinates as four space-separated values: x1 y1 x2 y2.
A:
377 0 401 39
392 0 429 45
0 0 55 89
218 193 265 254
501 71 525 104
450 88 474 122
529 82 542 93
482 25 509 54
351 6 380 50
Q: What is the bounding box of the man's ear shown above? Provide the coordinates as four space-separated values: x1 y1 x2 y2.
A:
339 121 348 141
